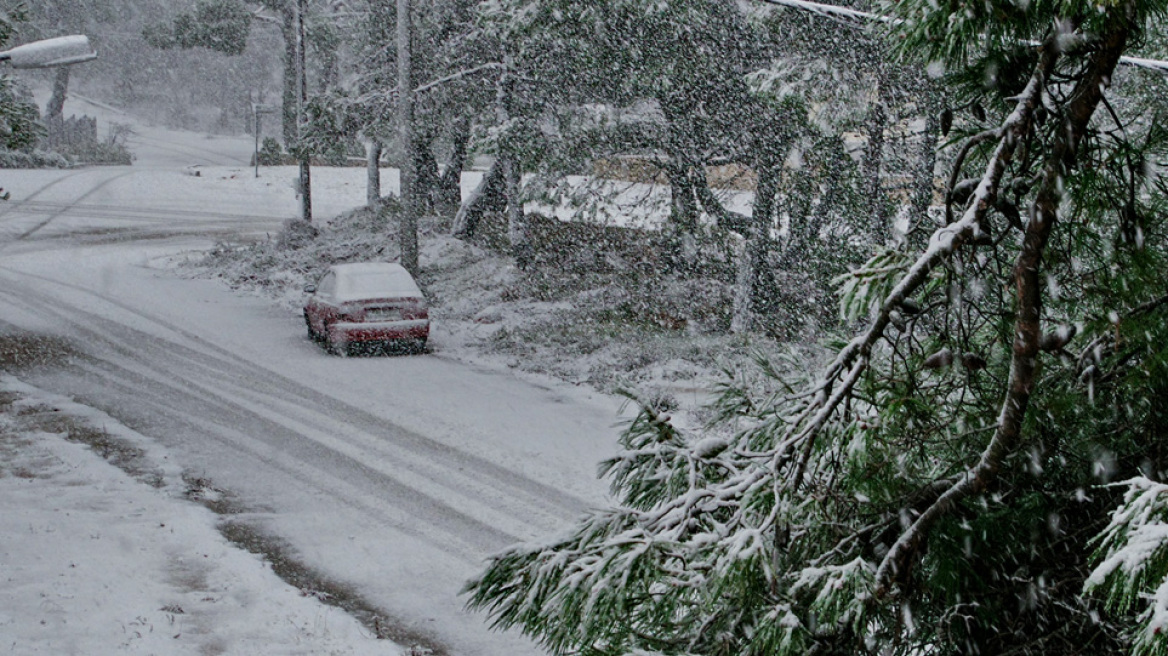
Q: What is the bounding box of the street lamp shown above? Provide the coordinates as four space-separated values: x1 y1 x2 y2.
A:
0 35 97 69
0 35 96 202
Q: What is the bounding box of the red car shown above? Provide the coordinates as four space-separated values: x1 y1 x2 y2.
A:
303 262 430 355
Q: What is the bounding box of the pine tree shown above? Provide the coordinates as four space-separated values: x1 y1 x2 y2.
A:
464 0 1168 653
0 4 43 154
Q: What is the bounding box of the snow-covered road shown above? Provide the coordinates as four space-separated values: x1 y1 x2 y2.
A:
0 99 622 656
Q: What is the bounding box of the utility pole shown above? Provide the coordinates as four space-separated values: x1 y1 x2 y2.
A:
296 0 312 223
397 0 418 275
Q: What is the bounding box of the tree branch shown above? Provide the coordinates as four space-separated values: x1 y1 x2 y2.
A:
414 62 505 95
874 10 1135 597
780 53 1051 478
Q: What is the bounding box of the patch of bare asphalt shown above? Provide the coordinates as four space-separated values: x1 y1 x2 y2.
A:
217 518 449 655
0 331 82 371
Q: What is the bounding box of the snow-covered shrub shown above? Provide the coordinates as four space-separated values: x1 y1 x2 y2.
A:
0 148 70 169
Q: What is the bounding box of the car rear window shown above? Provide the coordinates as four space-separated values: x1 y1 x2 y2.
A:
336 271 421 300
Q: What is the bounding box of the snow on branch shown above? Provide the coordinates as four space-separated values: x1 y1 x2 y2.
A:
868 51 1054 594
752 0 895 28
1086 478 1168 655
771 53 1050 494
414 62 505 94
875 11 1134 595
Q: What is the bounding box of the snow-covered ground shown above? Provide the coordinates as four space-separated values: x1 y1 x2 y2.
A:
0 376 393 655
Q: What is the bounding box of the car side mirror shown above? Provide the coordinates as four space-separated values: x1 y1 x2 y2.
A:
304 284 317 294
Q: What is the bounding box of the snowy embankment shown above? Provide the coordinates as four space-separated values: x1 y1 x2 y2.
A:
0 375 395 655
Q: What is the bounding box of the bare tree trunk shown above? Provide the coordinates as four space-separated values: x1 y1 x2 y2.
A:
295 0 311 224
280 3 298 148
658 100 701 234
397 0 419 276
730 237 754 334
732 163 779 334
451 158 504 239
861 97 888 243
367 140 382 208
436 116 470 219
415 135 440 215
504 154 530 268
664 162 700 233
910 88 941 226
45 67 70 122
495 55 529 267
318 3 342 93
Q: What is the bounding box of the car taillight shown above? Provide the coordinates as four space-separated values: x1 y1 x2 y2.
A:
403 307 428 320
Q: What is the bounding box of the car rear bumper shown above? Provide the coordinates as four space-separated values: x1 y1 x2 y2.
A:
330 319 429 344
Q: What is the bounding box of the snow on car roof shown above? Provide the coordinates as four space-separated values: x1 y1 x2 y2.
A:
331 262 423 301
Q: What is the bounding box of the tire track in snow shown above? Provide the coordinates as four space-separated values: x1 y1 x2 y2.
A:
59 351 513 561
6 200 286 224
0 168 95 220
0 298 532 560
2 263 596 509
1 169 139 244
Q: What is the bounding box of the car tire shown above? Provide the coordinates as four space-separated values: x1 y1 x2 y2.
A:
412 337 427 354
323 323 340 355
305 314 319 342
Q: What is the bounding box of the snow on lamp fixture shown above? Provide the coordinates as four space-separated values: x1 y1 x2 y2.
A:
0 35 97 69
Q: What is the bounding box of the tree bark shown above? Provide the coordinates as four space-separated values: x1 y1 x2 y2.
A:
45 67 70 122
279 3 298 148
664 162 700 233
415 136 440 214
397 0 419 276
436 116 470 219
367 140 382 208
731 236 754 334
451 157 505 239
910 88 942 228
750 163 780 315
496 55 529 267
295 0 311 223
861 96 888 243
